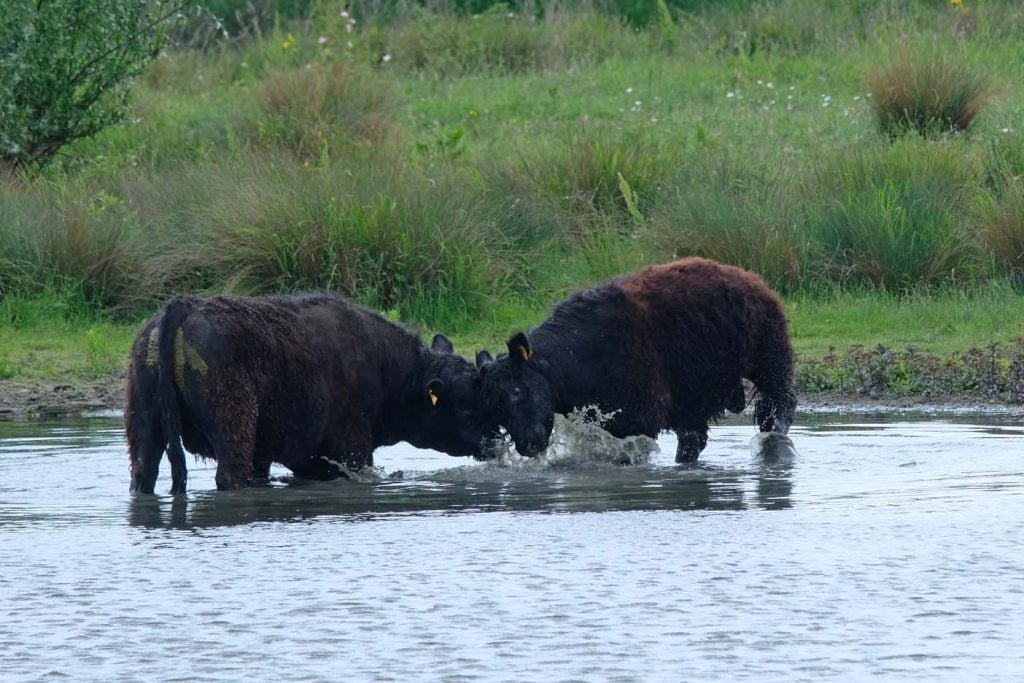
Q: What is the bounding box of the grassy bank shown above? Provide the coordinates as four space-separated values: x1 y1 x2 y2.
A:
2 289 1023 411
2 0 1024 407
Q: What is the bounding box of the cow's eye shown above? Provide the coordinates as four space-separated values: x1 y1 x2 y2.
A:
511 387 521 399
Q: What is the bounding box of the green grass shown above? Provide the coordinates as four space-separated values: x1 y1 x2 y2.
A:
0 315 137 383
786 288 1024 358
4 0 1024 394
4 289 1022 389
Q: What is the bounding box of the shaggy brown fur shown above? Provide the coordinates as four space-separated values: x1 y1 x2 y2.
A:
478 257 796 462
126 293 484 493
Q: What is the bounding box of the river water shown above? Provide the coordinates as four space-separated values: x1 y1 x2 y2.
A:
1 410 1022 682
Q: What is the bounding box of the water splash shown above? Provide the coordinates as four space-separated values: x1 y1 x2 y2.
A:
750 431 799 464
319 457 386 483
498 406 660 468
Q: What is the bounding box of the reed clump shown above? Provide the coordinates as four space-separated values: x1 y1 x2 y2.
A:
866 48 992 137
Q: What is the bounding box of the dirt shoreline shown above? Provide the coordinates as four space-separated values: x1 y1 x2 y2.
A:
0 372 126 420
2 371 1022 421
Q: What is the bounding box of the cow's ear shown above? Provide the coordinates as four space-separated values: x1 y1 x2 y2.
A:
475 349 493 368
426 378 444 407
507 332 532 362
431 334 454 354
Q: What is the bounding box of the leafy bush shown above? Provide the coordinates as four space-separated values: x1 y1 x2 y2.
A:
866 48 992 137
0 0 184 172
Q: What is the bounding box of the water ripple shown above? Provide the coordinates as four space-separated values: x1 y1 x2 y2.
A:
1 413 1023 681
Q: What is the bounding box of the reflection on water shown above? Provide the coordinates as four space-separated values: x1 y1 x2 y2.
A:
123 421 800 529
2 410 1023 682
126 468 761 529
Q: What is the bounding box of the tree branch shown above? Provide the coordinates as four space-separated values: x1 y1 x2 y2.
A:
65 2 188 91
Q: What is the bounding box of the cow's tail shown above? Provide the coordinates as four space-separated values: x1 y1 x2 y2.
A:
158 298 191 495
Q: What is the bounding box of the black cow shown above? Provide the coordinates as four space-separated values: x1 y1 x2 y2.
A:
126 293 485 493
477 257 796 462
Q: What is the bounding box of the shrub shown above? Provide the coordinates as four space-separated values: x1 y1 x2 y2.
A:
866 48 992 137
0 180 139 307
0 0 183 172
690 0 838 57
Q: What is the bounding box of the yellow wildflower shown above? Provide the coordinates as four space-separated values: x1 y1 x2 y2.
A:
282 33 296 50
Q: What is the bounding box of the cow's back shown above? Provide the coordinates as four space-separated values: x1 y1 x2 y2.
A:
173 293 420 471
617 257 790 419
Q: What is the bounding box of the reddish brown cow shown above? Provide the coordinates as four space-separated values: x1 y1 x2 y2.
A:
477 257 796 462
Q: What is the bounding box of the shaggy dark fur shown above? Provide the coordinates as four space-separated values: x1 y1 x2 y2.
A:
126 293 485 493
478 257 796 462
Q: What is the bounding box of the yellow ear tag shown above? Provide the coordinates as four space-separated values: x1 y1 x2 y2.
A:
429 389 439 406
518 345 533 361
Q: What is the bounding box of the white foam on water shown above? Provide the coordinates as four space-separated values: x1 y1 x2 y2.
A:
319 457 386 483
497 405 660 469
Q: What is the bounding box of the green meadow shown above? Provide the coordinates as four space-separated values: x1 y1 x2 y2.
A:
2 0 1023 400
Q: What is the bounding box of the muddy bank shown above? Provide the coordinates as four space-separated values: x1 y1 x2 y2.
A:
0 372 126 420
3 351 1023 421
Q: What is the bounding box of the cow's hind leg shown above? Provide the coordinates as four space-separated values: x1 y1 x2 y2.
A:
168 443 188 495
750 363 796 435
205 379 259 491
128 411 164 494
213 425 257 491
126 370 165 494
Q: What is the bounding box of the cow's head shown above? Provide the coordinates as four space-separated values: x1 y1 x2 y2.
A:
417 334 495 458
477 331 555 457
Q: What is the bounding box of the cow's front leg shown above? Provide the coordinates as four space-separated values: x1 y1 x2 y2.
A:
674 424 708 464
298 428 373 480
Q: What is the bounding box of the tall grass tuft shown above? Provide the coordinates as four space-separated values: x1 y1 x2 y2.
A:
0 182 137 308
511 123 669 226
380 7 553 77
866 48 992 137
977 175 1024 281
131 155 507 329
648 151 803 291
806 141 981 290
249 62 396 159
